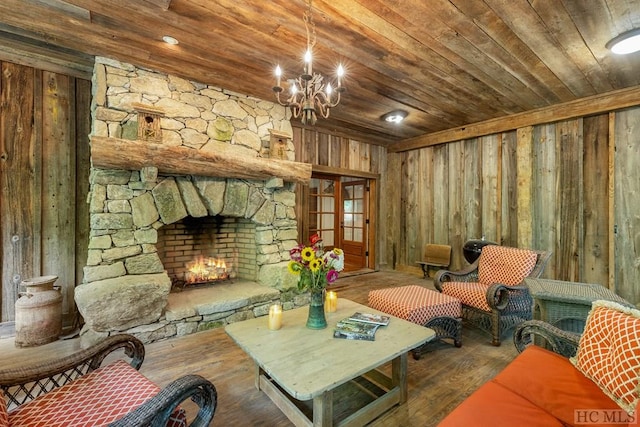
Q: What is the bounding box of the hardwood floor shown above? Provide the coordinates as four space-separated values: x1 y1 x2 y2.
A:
0 271 519 426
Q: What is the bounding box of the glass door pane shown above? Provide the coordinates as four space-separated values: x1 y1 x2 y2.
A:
308 177 337 247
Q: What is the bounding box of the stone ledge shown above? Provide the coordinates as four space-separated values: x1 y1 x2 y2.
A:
165 280 280 321
78 281 310 346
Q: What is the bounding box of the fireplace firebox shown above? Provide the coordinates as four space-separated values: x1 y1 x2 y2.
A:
157 215 257 290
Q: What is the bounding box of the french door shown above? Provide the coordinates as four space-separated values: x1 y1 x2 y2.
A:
307 175 371 272
340 180 368 271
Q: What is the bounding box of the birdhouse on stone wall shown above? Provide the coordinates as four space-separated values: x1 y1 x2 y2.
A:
268 129 291 160
133 103 165 143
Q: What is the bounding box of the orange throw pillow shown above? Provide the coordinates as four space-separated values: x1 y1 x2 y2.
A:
570 300 640 415
0 390 8 427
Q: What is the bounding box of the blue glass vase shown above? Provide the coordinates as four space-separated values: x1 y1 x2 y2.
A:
306 290 327 329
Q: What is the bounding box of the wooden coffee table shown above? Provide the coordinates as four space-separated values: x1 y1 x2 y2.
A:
225 298 435 427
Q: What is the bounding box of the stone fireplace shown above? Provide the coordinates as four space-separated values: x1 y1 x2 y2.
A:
74 57 311 344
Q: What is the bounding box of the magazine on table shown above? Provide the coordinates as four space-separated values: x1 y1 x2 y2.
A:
333 319 380 341
348 312 390 326
333 312 391 341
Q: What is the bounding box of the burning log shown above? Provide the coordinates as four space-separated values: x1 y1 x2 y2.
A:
185 256 230 284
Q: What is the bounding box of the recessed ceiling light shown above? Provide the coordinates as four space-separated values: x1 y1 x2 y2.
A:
606 29 640 54
382 110 408 124
162 35 179 45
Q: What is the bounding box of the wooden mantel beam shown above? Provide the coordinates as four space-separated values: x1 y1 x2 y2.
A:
90 136 312 184
388 85 640 153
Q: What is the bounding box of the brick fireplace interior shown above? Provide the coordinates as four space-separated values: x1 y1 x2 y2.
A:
157 215 257 289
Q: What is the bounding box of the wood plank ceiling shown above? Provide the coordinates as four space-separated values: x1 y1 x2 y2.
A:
1 0 640 148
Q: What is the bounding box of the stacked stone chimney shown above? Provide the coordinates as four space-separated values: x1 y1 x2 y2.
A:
75 57 303 343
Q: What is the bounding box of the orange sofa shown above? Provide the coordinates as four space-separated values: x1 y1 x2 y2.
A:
440 302 640 427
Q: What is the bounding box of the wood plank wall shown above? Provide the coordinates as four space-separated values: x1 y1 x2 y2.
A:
292 126 386 173
291 125 390 268
613 109 640 306
0 61 91 324
390 111 640 306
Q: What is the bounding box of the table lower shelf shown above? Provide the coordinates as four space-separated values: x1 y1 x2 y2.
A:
256 354 408 427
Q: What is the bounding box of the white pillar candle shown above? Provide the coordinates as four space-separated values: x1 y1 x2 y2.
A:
268 304 282 330
325 291 338 313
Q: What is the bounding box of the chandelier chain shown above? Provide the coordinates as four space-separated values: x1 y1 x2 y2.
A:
304 0 316 51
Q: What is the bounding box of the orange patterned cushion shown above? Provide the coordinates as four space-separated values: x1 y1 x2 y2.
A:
441 281 492 311
0 390 8 427
570 300 640 414
477 245 537 286
368 285 461 325
8 359 186 427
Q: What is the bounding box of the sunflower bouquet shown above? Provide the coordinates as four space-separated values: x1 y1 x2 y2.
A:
288 234 345 292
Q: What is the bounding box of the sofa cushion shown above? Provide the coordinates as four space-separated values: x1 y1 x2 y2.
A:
570 300 640 415
477 245 537 286
441 281 491 311
493 346 636 425
494 345 630 426
8 359 186 427
0 390 8 427
438 380 564 427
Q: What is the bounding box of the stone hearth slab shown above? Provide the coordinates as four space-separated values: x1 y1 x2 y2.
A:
165 280 280 321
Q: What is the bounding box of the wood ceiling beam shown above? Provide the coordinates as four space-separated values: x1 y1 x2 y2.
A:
35 0 90 20
142 0 172 10
0 27 93 79
388 85 640 152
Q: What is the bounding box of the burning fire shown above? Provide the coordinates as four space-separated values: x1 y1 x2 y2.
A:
185 256 229 283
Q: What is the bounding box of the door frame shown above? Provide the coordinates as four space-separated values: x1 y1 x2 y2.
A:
296 166 378 271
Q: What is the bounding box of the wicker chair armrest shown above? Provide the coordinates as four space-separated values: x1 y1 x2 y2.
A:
0 334 144 406
433 262 480 292
529 250 552 278
513 320 581 358
485 282 529 311
109 374 217 427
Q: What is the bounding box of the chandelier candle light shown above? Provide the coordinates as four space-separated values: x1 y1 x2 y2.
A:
273 0 345 125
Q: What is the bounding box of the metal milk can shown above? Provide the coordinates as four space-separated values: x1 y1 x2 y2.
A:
14 275 62 347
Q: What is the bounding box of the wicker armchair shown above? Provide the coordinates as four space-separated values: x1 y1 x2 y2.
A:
0 334 217 426
513 319 581 357
434 245 551 346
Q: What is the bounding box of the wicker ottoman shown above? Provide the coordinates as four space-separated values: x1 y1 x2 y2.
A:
368 285 462 359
